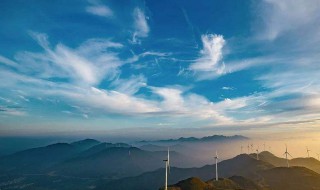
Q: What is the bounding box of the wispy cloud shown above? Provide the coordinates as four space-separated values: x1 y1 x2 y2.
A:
131 7 150 44
189 34 226 80
0 105 26 116
0 55 19 68
258 0 320 40
16 32 123 86
86 1 113 17
110 75 147 95
222 86 235 90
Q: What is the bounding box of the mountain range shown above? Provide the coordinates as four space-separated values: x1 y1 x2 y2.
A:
1 138 320 190
139 135 248 144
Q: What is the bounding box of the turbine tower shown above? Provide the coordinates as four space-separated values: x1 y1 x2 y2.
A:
284 144 292 168
256 146 260 160
163 148 170 190
214 151 219 181
247 144 250 154
241 146 243 154
250 144 254 152
316 153 320 160
167 147 170 173
263 143 266 151
306 147 311 158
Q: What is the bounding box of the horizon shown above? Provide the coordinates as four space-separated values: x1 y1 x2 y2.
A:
1 1 320 143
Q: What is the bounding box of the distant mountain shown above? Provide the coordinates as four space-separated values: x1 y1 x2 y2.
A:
95 154 273 190
140 135 248 144
0 139 129 174
71 139 101 151
75 142 131 158
0 143 80 173
52 147 195 179
257 151 320 174
0 139 196 179
139 144 185 152
139 144 168 151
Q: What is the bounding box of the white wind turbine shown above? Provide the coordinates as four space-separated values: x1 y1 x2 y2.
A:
247 144 250 154
163 148 170 190
284 144 293 168
256 146 260 160
316 153 320 160
306 147 311 158
241 146 243 154
214 151 219 181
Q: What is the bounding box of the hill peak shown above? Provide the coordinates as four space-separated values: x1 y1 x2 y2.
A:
71 139 100 145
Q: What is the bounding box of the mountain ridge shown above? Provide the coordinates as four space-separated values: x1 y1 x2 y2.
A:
139 135 248 143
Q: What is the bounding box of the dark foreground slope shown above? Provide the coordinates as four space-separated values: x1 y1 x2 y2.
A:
158 166 320 190
161 176 263 190
260 166 320 190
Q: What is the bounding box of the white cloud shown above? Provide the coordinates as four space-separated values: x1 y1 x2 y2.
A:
150 86 233 123
16 32 123 86
110 75 147 95
259 0 320 40
222 86 235 90
73 87 160 115
18 95 29 102
189 34 226 79
0 106 26 116
151 87 185 112
131 8 150 44
86 0 113 18
0 55 19 68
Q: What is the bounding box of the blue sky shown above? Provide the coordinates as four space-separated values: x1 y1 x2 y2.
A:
0 0 320 139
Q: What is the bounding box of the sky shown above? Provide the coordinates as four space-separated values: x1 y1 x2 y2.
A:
0 0 320 140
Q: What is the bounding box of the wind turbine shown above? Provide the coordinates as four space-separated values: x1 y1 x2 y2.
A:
316 153 320 160
250 144 254 152
241 146 243 154
214 151 219 181
163 148 170 190
247 144 250 154
306 147 311 158
284 144 293 168
263 143 266 151
256 146 260 160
